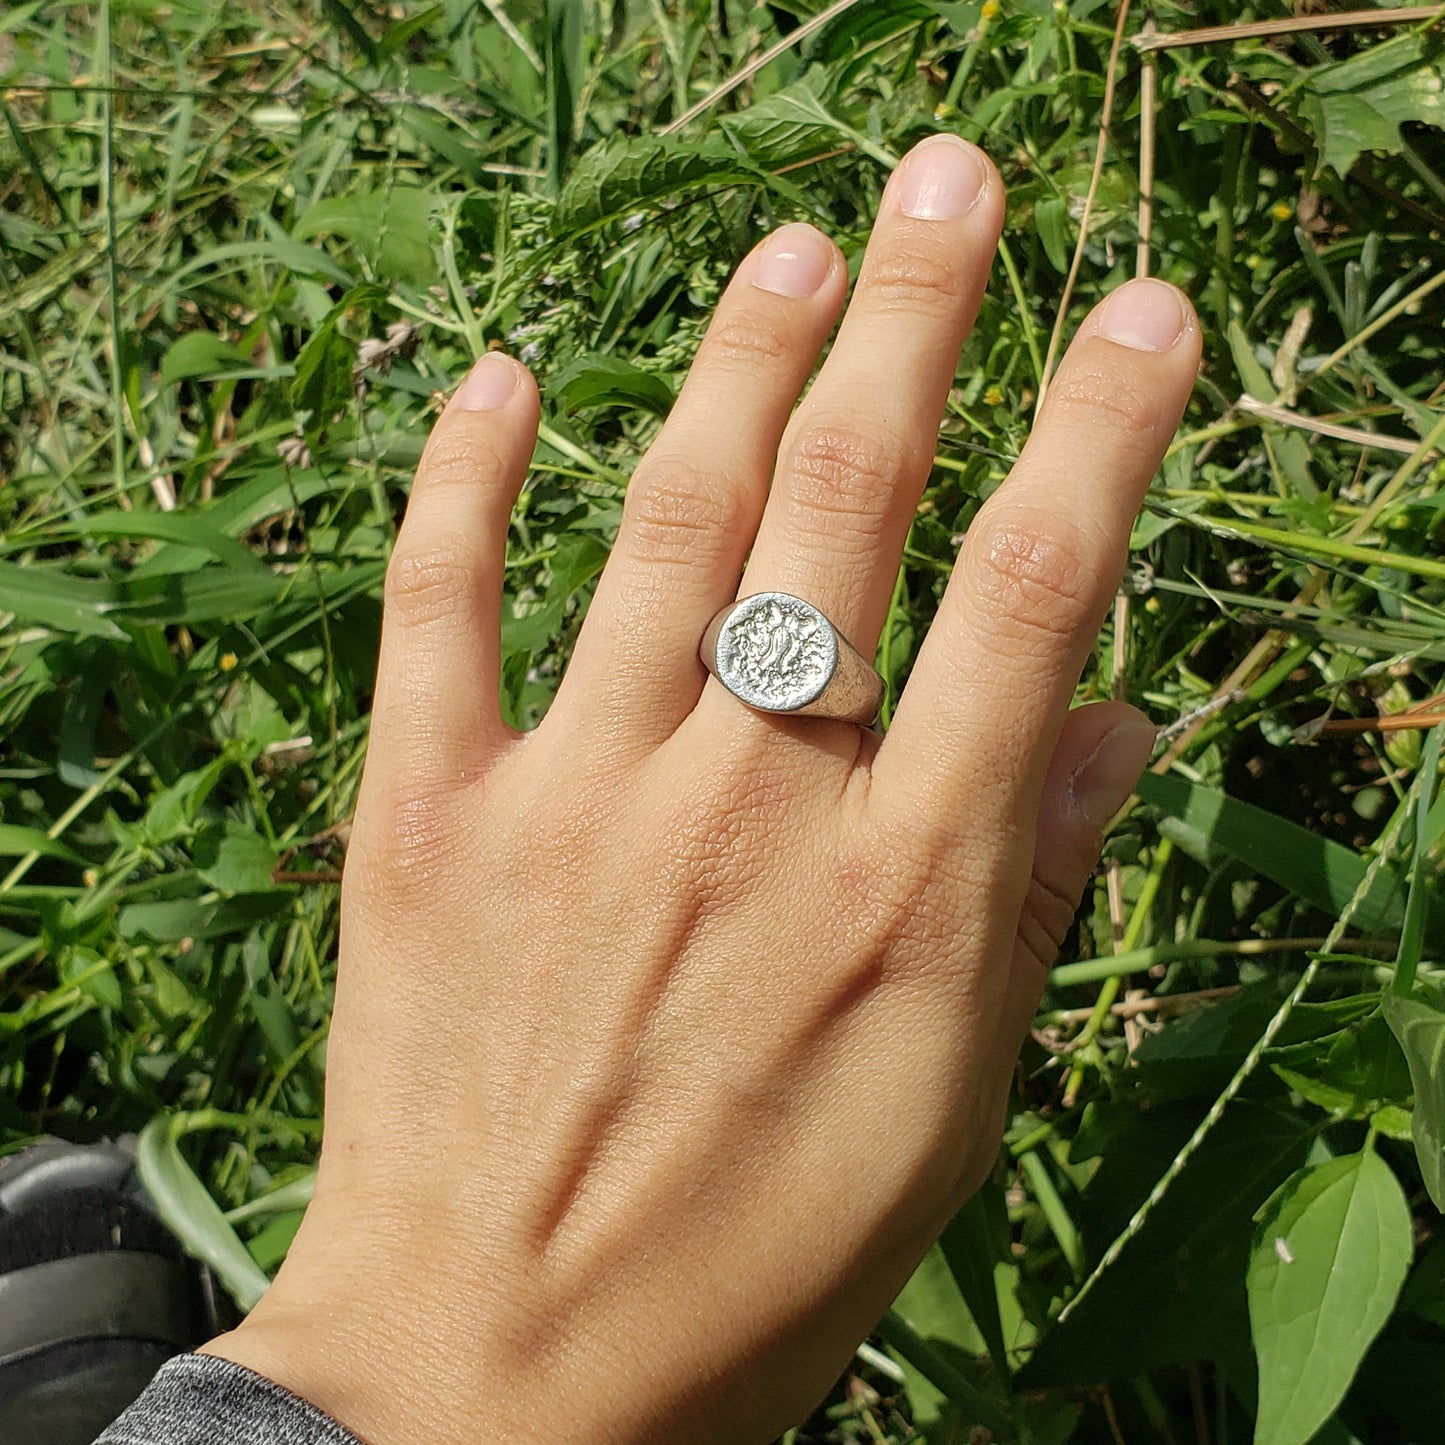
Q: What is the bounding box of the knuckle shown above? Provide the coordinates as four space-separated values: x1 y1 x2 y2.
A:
419 430 509 490
384 543 479 627
781 421 907 545
623 455 749 560
1017 866 1082 979
351 786 457 903
968 513 1105 645
830 841 931 944
699 311 795 370
1043 358 1169 443
863 241 971 317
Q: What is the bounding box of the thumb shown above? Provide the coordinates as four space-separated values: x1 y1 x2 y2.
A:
980 703 1158 1145
1022 702 1157 969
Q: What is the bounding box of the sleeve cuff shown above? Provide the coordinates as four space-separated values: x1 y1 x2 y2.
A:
94 1352 366 1445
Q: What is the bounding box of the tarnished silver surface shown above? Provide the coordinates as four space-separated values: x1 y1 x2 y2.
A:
701 592 884 725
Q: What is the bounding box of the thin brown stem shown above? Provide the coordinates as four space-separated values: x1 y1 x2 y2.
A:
1136 15 1157 278
1038 0 1133 409
1311 712 1445 736
1188 1365 1212 1445
1040 986 1241 1028
1102 1385 1130 1445
1133 6 1444 51
1235 395 1430 456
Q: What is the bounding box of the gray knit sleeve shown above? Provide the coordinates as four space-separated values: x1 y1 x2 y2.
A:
94 1354 366 1445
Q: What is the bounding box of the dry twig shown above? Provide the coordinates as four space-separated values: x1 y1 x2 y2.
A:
1133 5 1444 51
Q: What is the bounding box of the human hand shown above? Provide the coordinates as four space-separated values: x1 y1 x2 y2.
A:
203 134 1200 1444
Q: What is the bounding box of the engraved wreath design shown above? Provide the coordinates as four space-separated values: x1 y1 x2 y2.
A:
721 597 834 708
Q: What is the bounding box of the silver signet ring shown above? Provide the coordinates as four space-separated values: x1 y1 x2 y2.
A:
700 592 885 726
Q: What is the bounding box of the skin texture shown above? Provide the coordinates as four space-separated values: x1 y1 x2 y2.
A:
203 135 1201 1444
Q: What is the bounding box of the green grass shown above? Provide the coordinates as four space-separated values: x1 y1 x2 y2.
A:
3 2 1445 1441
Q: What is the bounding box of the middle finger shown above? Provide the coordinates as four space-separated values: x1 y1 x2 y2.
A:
729 135 1004 662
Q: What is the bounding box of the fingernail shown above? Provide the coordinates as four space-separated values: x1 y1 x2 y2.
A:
895 135 988 220
1068 718 1157 829
1092 279 1190 352
752 223 834 299
454 352 519 411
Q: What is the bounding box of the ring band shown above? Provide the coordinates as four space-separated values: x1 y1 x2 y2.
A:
700 592 885 726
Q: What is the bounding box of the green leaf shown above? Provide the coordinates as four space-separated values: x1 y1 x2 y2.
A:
245 1209 305 1271
501 531 609 656
1308 35 1445 128
1134 989 1376 1103
1370 1105 1414 1141
931 3 985 38
1020 1102 1311 1390
1224 321 1314 494
721 71 887 168
142 955 203 1019
1034 195 1070 274
113 559 384 628
143 756 229 844
1392 722 1443 997
1383 989 1445 1210
321 0 379 63
59 653 111 787
0 562 126 639
224 1170 317 1226
890 1243 985 1425
1290 35 1445 176
61 946 123 1009
1227 319 1277 400
1299 91 1400 178
1270 1012 1413 1122
721 88 840 168
119 892 292 943
293 186 437 284
553 135 762 236
195 826 281 895
1248 1149 1412 1445
136 1114 273 1311
74 510 268 573
165 236 355 289
1135 770 1437 943
159 331 254 385
939 1182 1010 1378
0 824 84 863
377 4 441 60
552 354 675 416
240 930 308 1100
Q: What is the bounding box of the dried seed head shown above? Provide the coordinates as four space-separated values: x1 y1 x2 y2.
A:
277 434 311 469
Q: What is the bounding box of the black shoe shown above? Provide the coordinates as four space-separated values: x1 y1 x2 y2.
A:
0 1138 235 1445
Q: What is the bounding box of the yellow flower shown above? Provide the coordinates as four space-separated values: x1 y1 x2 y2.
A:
219 652 239 673
984 384 1005 406
1271 200 1293 222
981 0 1000 18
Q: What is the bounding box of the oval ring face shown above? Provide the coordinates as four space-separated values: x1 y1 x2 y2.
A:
713 592 839 713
